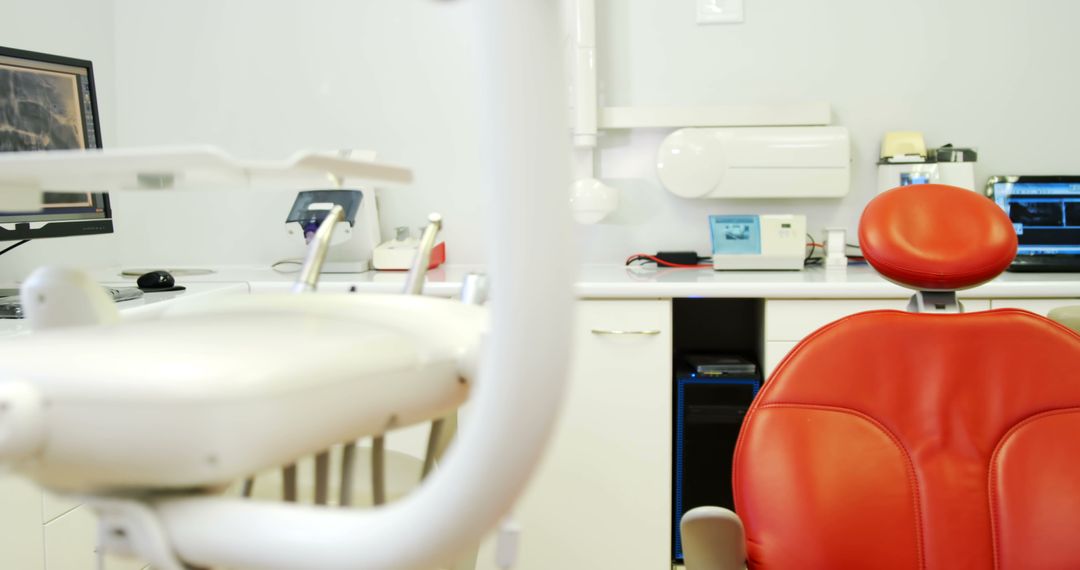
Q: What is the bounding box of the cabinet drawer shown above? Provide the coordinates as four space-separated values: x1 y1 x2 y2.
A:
766 299 910 341
764 341 799 378
765 298 991 341
0 476 44 570
990 298 1080 317
577 299 670 337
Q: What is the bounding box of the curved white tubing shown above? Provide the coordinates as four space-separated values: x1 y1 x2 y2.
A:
155 1 574 568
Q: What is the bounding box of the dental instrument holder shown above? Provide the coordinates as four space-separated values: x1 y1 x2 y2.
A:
421 273 486 478
369 213 446 506
280 202 349 502
404 213 444 295
285 189 370 274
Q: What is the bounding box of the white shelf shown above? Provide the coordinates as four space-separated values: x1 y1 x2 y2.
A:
599 103 832 129
0 146 413 195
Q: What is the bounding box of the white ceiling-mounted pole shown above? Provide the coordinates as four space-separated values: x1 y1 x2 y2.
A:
573 0 597 149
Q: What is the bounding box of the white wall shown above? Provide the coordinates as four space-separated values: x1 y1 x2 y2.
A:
0 0 118 145
106 0 491 270
0 0 121 280
583 0 1080 260
4 0 1080 274
2 1 494 282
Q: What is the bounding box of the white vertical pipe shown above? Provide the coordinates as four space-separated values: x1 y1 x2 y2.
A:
573 0 597 149
568 0 618 223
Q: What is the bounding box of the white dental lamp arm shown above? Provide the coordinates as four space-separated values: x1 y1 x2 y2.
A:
101 2 570 569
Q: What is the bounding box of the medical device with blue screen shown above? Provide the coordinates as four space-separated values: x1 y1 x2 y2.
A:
988 176 1080 272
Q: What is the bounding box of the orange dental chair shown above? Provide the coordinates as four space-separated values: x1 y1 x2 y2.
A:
681 184 1080 569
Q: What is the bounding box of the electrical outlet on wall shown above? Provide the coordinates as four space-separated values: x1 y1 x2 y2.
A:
697 0 744 24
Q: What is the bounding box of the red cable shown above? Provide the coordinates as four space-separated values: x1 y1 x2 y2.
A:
626 253 711 269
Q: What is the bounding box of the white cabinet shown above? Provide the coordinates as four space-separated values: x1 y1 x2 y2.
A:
763 298 992 378
42 506 147 570
0 475 44 570
765 299 913 342
478 300 673 570
763 341 798 378
43 491 80 524
0 484 152 570
990 298 1080 316
43 507 96 570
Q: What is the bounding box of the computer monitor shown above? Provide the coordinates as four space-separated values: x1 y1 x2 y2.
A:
989 176 1080 256
0 45 112 242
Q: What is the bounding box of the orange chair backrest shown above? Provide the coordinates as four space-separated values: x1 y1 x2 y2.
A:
734 185 1080 569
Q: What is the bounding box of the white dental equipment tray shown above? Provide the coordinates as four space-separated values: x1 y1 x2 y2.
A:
0 146 413 194
1 293 483 494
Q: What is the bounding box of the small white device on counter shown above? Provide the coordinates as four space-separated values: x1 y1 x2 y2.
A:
877 131 977 193
824 227 848 269
656 127 850 199
373 226 447 271
709 214 806 270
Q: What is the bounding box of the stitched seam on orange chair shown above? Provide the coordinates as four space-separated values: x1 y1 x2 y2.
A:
864 256 1013 281
760 308 1060 399
987 407 1080 570
755 310 902 400
735 310 911 505
748 402 927 570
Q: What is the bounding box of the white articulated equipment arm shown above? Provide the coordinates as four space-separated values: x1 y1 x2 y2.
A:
156 2 572 566
0 1 572 569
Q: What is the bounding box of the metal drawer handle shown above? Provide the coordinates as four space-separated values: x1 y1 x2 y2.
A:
590 329 661 336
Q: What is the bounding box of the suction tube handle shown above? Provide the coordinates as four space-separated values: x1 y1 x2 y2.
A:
292 205 346 294
402 213 443 296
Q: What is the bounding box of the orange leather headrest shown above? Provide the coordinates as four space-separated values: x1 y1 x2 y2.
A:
858 184 1018 290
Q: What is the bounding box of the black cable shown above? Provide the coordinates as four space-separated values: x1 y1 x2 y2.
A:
625 253 712 268
0 239 29 257
805 233 817 264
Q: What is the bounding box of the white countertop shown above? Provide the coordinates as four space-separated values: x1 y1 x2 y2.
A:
83 263 1080 300
0 282 250 337
2 263 1075 337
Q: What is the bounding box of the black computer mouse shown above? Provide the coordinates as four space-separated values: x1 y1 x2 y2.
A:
136 270 185 292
